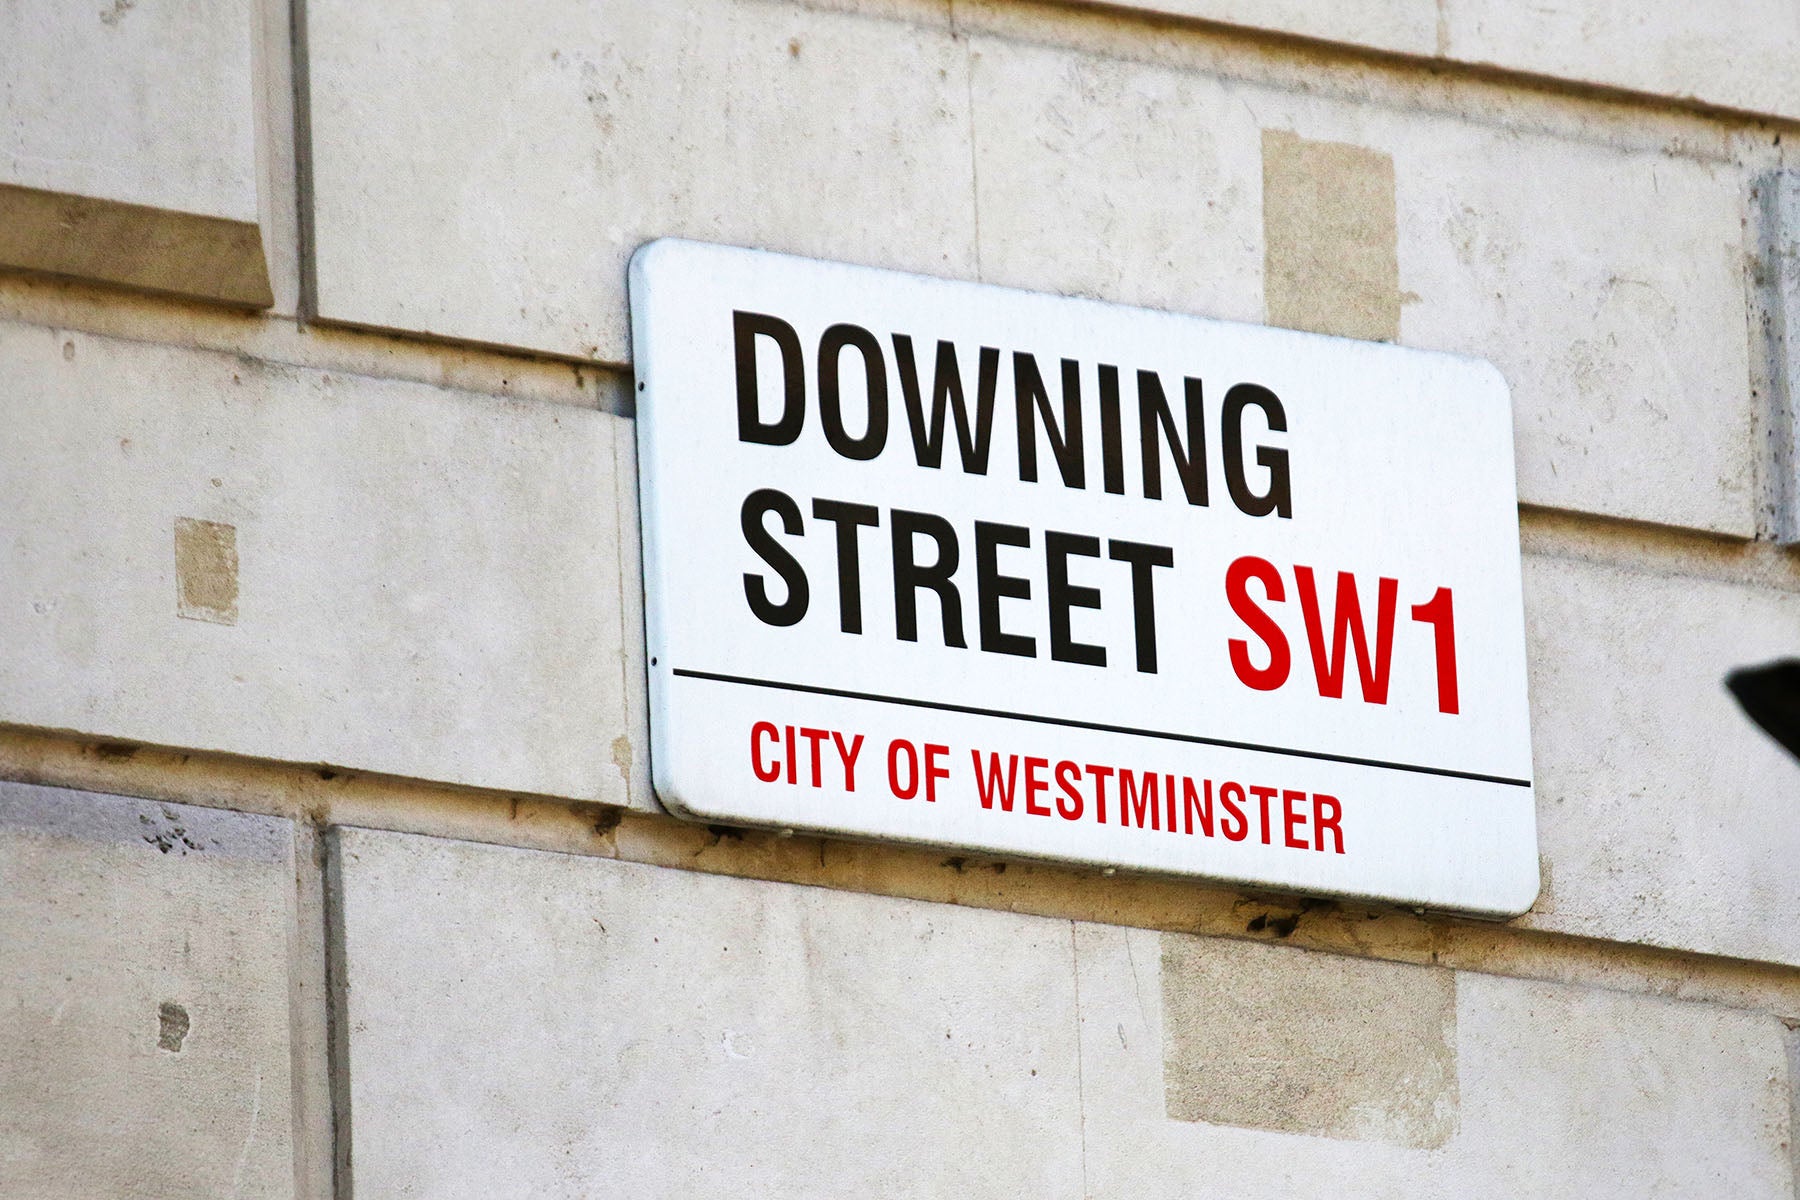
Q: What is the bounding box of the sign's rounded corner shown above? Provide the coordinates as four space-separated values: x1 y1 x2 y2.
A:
628 237 690 284
1492 859 1543 920
1469 355 1514 404
645 767 716 826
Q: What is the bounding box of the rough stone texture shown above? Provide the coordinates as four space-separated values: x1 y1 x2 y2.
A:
966 35 1263 324
0 321 640 808
329 825 1085 1199
1444 0 1800 121
1225 84 1751 536
1080 925 1791 1198
1764 170 1800 546
308 2 1753 535
1075 0 1800 121
333 828 1793 1198
1261 129 1400 341
0 0 258 219
1450 972 1792 1196
307 0 977 361
1520 555 1800 966
1388 117 1753 537
0 0 269 304
0 780 295 1199
1161 933 1456 1147
986 32 1752 535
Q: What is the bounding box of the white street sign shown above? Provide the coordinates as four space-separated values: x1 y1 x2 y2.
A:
631 239 1538 917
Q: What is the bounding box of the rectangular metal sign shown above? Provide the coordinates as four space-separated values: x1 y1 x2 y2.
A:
631 239 1538 917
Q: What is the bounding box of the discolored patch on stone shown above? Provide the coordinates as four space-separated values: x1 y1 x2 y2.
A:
1161 931 1457 1147
157 1001 189 1052
174 517 238 625
1261 129 1400 342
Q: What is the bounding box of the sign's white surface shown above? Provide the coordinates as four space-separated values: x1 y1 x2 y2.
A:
631 239 1537 916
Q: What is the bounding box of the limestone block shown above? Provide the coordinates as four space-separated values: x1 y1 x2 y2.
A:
306 0 976 361
328 825 1084 1199
0 0 270 305
1079 927 1791 1197
1450 971 1791 1195
1444 0 1800 122
965 35 1263 324
332 826 1792 1197
1520 555 1800 965
0 781 295 1199
972 36 1753 535
1067 0 1800 120
1388 118 1753 536
0 321 639 808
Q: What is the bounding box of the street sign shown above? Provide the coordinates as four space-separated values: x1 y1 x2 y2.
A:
631 239 1537 917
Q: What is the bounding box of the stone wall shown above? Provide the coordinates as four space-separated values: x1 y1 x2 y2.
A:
3 0 1798 1196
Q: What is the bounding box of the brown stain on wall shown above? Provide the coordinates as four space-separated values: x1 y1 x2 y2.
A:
1161 931 1457 1148
1261 130 1401 342
174 518 239 626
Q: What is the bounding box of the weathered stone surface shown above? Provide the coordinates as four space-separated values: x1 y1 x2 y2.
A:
1444 0 1800 121
1520 555 1800 964
1261 129 1399 341
1763 170 1800 545
0 1 269 304
967 36 1263 324
0 321 639 808
968 37 1752 535
333 828 1793 1197
329 825 1084 1198
0 781 295 1199
1389 117 1753 536
0 0 258 219
307 0 976 361
1070 0 1800 120
1450 971 1791 1196
1081 926 1791 1197
311 5 1753 535
1162 933 1456 1147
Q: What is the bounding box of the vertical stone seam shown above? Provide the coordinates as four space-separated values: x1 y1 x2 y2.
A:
249 0 302 314
614 426 653 812
322 828 357 1200
290 0 319 320
1069 921 1090 1200
287 819 337 1200
1784 1020 1800 1193
950 0 984 284
1753 172 1800 543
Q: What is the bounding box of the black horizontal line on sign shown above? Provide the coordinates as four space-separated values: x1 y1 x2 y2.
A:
670 668 1533 788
